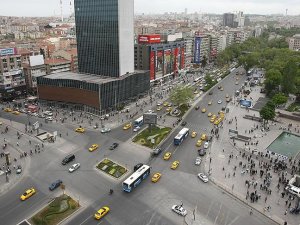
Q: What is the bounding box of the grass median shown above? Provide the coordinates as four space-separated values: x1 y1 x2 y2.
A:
96 158 128 178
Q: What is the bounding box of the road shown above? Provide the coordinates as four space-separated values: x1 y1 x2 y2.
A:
0 68 277 225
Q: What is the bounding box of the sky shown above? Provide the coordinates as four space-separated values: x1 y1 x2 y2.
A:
0 0 299 17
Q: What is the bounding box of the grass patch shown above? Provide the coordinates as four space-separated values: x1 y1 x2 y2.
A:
30 195 79 225
287 102 300 112
96 158 127 178
203 81 218 92
133 125 172 148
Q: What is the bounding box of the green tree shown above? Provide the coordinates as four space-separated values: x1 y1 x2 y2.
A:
272 93 288 106
260 105 276 128
170 85 194 106
201 55 208 68
282 60 297 95
204 74 213 85
264 69 282 96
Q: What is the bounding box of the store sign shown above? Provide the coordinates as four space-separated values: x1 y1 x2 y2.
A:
194 37 201 64
0 48 16 56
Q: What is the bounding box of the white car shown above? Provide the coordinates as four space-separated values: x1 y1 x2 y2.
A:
217 100 222 104
101 127 111 133
147 110 154 113
204 142 209 149
171 205 187 216
32 113 38 117
195 157 201 165
198 173 209 183
46 117 53 121
133 126 141 132
157 102 162 106
69 163 80 173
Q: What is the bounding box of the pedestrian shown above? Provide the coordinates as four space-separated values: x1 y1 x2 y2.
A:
284 210 287 215
250 209 253 215
265 196 267 203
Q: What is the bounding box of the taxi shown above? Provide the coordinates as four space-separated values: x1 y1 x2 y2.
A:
151 172 162 182
235 81 239 85
166 107 172 112
75 127 85 133
201 108 206 113
12 111 20 115
208 101 212 105
20 188 36 201
201 133 207 141
89 144 99 152
167 103 173 107
171 161 179 170
194 90 199 94
196 139 202 147
191 131 197 138
207 112 212 117
220 87 224 91
163 102 169 107
214 118 222 125
0 121 2 125
163 152 172 160
123 123 132 130
94 206 110 220
4 108 12 112
156 106 162 111
225 94 229 98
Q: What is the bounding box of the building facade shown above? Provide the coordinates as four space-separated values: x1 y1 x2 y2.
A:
289 34 300 51
223 13 235 28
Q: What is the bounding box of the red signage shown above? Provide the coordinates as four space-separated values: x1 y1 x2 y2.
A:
150 51 155 80
138 34 161 44
174 48 179 72
181 47 185 68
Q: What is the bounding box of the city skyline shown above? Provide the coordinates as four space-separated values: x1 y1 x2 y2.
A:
0 0 299 17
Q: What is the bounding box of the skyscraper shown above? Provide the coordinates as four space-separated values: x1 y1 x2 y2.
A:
74 0 134 77
223 13 235 28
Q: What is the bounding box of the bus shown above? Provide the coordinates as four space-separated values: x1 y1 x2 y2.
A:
174 128 189 145
134 116 143 127
194 77 201 82
122 165 151 192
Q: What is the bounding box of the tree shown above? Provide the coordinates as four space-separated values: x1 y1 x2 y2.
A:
260 105 276 128
201 55 208 68
264 69 282 96
282 60 297 95
170 85 194 106
272 93 288 106
204 74 213 85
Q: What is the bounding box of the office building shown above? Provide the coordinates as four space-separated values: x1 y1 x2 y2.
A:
289 34 300 51
223 13 235 28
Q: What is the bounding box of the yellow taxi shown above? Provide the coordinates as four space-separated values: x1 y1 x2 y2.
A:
123 123 132 130
220 87 224 91
12 111 20 115
167 103 173 107
20 188 36 201
201 108 206 113
208 101 212 105
4 108 12 112
196 139 202 147
163 152 172 160
191 131 197 138
225 94 229 98
207 112 212 117
157 106 162 111
166 107 172 112
151 172 162 183
75 127 85 133
0 121 2 125
218 110 224 115
163 102 169 107
94 206 110 220
201 133 207 141
89 144 99 152
214 118 222 125
171 161 179 170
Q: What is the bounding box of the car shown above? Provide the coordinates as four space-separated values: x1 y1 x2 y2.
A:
208 91 213 95
38 114 46 118
191 131 197 138
163 152 172 160
217 86 221 89
157 102 162 106
100 127 111 133
204 141 209 149
151 172 162 182
0 121 2 125
195 157 201 165
62 154 75 165
198 149 206 156
49 180 63 191
89 144 99 152
220 87 224 91
198 173 209 183
167 103 173 107
226 97 231 102
163 102 169 107
12 111 20 115
214 118 221 125
69 163 80 173
4 108 12 112
221 106 226 111
133 126 141 132
20 188 36 200
75 127 85 133
171 160 179 169
194 90 199 94
196 139 202 147
147 109 154 113
153 147 162 156
16 165 22 174
166 107 172 112
225 94 229 98
217 100 222 104
181 121 187 126
46 117 53 121
94 206 110 220
235 81 239 85
32 112 38 117
210 115 216 123
109 143 119 150
157 106 163 111
123 123 132 130
134 163 143 171
208 101 212 105
201 108 206 113
207 112 212 117
201 133 207 141
195 106 199 110
172 205 187 216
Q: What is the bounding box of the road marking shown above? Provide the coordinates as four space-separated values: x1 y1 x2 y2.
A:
214 203 223 225
227 215 239 225
206 200 215 217
79 215 92 225
97 221 103 225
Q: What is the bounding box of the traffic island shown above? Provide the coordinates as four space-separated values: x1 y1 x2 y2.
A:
29 194 79 225
96 158 128 178
133 125 172 148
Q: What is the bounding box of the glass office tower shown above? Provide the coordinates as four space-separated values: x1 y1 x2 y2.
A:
74 0 134 77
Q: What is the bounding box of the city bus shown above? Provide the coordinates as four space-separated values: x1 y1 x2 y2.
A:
122 165 151 192
134 116 143 127
174 128 189 145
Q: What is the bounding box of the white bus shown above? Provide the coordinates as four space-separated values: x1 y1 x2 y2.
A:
122 165 151 192
134 116 143 127
174 128 189 145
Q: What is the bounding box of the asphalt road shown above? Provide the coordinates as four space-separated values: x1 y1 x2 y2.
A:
0 68 277 225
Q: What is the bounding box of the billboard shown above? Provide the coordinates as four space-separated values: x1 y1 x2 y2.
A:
150 51 155 80
174 48 178 72
194 37 201 64
138 34 161 44
156 50 164 77
181 47 185 68
239 99 252 108
30 55 45 67
164 49 171 75
143 113 157 125
0 48 16 56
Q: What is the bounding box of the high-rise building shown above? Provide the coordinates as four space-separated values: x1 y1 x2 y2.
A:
223 13 235 28
75 0 134 77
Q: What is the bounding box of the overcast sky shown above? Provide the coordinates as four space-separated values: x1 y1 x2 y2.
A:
0 0 299 17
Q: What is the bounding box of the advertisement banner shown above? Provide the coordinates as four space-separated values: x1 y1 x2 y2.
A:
138 35 161 44
181 47 185 68
164 49 171 75
174 48 178 72
150 51 155 80
194 37 201 64
156 50 164 78
0 48 16 56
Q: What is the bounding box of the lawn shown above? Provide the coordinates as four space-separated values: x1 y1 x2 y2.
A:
96 158 128 178
287 102 300 112
133 125 172 148
177 104 190 117
30 195 79 225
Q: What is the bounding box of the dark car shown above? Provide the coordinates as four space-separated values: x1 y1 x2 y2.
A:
208 91 213 95
153 147 162 156
181 121 187 126
109 143 119 150
198 149 206 156
62 154 75 165
49 179 63 191
134 163 143 171
195 106 199 110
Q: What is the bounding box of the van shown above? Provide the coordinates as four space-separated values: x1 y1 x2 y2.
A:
62 154 75 165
